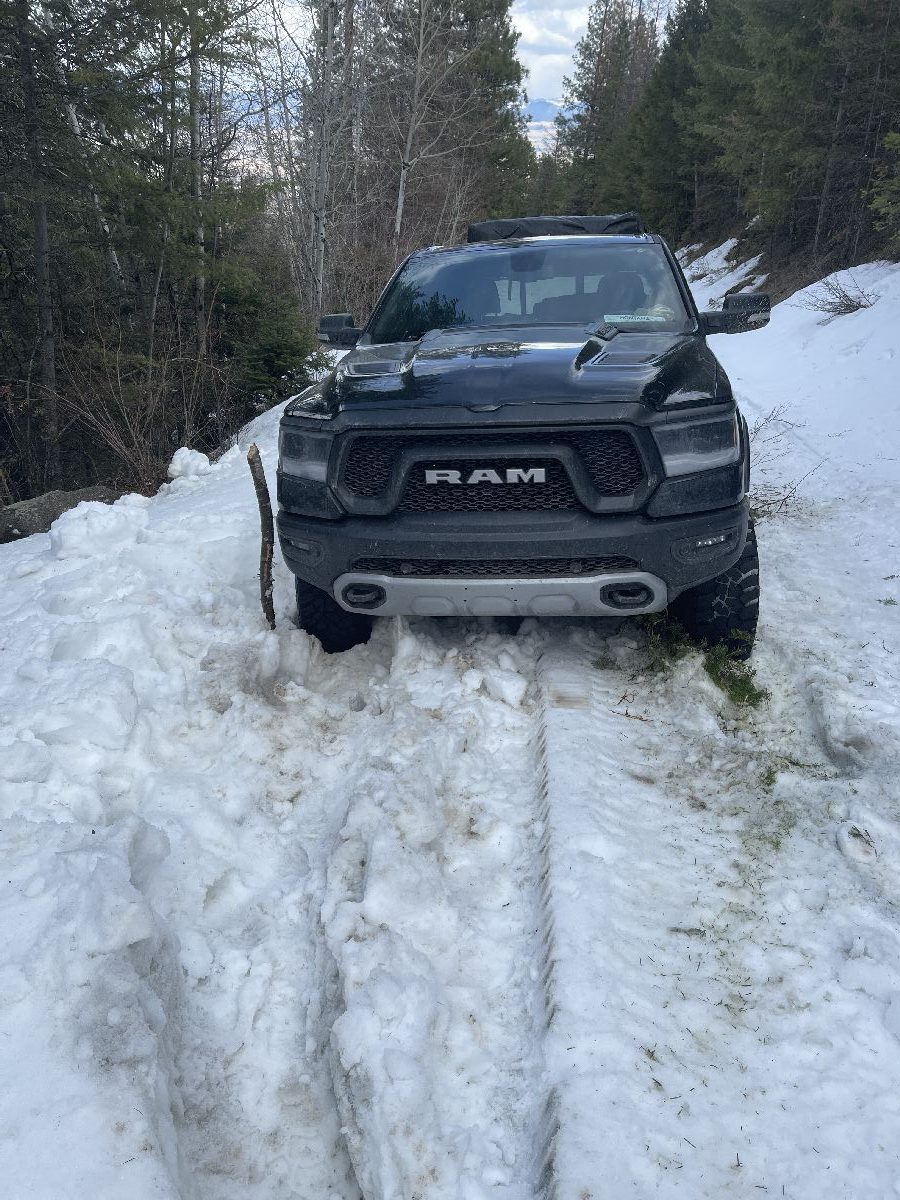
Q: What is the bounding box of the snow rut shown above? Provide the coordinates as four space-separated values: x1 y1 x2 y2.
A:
535 641 758 1196
320 620 550 1200
533 626 900 1199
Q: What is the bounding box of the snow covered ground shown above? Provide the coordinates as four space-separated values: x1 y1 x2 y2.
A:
1 246 899 1199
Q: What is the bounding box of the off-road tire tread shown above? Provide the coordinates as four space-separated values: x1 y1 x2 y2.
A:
295 578 373 653
669 521 760 660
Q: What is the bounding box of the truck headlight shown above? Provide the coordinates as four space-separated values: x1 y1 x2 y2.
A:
285 386 337 420
652 413 740 477
278 426 332 481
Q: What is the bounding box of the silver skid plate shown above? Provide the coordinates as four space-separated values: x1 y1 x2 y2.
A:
333 571 668 617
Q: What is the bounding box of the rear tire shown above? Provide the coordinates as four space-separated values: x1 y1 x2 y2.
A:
668 520 760 660
295 577 373 653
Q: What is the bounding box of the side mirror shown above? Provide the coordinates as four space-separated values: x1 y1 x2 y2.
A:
700 292 771 335
318 313 362 346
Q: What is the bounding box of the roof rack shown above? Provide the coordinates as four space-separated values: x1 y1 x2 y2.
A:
466 213 645 243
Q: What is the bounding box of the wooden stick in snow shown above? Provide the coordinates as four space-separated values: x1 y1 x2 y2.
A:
247 443 276 630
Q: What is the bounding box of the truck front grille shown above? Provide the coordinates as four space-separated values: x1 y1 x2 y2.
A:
339 427 645 512
351 555 639 578
398 458 577 512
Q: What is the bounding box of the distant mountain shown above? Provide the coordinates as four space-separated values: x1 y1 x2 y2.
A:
525 98 565 123
523 98 570 152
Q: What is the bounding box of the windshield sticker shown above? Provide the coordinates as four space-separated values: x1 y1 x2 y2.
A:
604 313 660 323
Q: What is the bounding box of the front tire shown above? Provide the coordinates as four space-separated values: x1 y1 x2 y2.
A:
668 520 760 660
295 578 373 653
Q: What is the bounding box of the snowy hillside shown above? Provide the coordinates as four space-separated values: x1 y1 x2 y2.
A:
1 249 900 1200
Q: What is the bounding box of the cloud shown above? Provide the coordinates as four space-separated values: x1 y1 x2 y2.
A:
512 2 589 100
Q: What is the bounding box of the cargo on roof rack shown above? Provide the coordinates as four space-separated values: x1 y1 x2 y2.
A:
466 213 645 243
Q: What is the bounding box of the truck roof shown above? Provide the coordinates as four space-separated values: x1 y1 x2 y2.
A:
467 213 646 241
413 233 661 261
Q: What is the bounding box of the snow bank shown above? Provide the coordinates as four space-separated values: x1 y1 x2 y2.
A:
0 816 185 1199
48 493 151 559
711 259 900 489
167 448 212 479
0 408 355 1199
679 237 767 307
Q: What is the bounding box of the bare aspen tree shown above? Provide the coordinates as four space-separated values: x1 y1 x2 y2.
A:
14 0 58 487
269 0 316 293
42 13 128 304
146 17 178 381
247 13 306 296
189 3 207 358
386 0 486 260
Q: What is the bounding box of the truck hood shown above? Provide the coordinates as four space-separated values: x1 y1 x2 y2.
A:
325 324 731 414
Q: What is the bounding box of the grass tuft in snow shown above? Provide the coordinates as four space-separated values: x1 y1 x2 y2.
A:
639 615 767 708
640 614 695 674
760 762 779 791
702 642 768 707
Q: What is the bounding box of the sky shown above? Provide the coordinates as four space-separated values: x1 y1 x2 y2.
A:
511 0 590 101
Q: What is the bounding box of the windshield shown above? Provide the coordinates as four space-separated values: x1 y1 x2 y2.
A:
367 242 692 342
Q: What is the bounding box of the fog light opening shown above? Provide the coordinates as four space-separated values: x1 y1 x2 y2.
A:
672 526 739 564
342 583 387 610
601 582 654 611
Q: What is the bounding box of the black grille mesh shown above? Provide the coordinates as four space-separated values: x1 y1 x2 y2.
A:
351 555 640 578
399 459 576 512
341 434 412 496
340 428 644 501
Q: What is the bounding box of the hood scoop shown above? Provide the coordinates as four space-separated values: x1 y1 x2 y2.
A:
573 323 619 371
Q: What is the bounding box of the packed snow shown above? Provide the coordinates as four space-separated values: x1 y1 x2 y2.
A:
1 244 899 1200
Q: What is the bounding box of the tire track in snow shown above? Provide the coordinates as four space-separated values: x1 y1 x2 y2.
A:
319 619 550 1200
534 626 900 1199
138 629 380 1200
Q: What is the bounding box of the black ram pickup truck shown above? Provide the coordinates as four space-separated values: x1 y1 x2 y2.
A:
277 214 768 654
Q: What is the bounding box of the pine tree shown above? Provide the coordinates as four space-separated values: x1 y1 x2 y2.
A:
0 0 539 506
455 0 533 222
871 131 900 247
600 0 710 239
0 0 323 501
556 0 659 211
679 0 752 232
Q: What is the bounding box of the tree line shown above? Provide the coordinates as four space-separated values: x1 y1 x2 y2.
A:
5 0 899 507
542 0 900 273
1 0 530 503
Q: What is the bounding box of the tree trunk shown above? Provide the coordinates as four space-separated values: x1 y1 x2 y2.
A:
247 444 276 630
147 19 177 380
189 11 206 358
64 102 127 300
393 0 427 260
269 0 314 302
15 0 59 488
852 0 895 258
813 61 850 261
248 13 303 298
312 0 336 313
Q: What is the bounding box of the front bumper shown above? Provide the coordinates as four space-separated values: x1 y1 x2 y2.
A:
332 568 668 617
277 501 750 617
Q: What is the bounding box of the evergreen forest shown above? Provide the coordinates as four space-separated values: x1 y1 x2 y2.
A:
2 0 898 503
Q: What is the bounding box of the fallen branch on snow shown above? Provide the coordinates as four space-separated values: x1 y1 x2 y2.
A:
247 443 276 630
